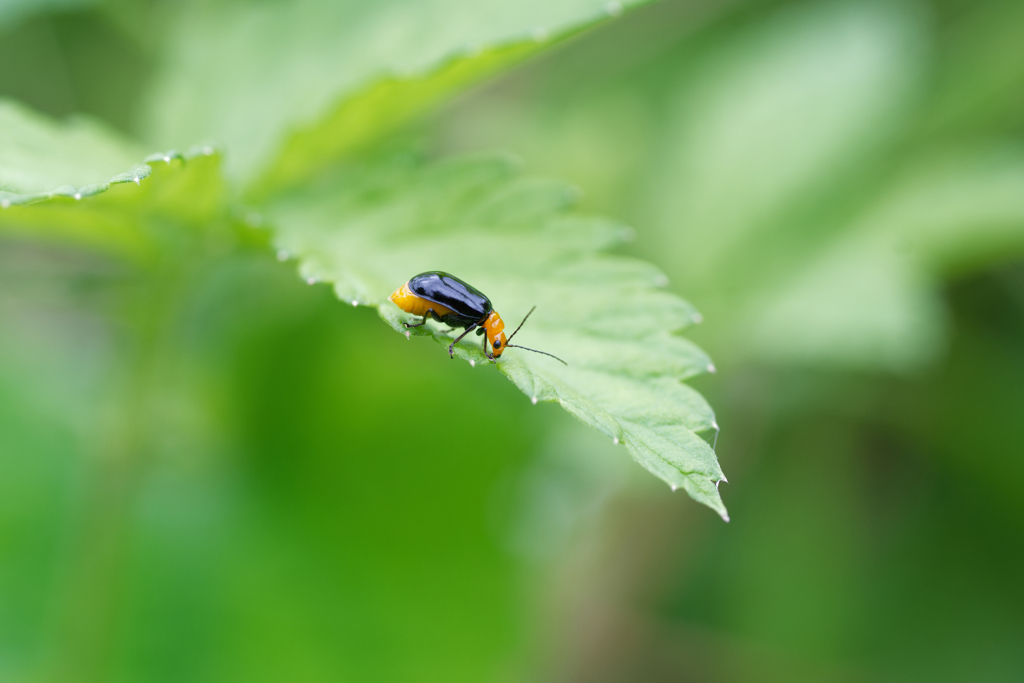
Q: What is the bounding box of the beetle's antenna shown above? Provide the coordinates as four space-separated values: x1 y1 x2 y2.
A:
506 306 536 344
506 306 567 365
507 344 568 365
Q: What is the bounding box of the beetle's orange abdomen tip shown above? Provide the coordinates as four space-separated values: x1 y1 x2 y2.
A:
388 282 407 303
390 281 430 315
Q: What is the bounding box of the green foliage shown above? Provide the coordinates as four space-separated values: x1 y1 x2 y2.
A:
269 154 726 517
0 98 146 204
144 0 644 184
650 2 1024 371
743 150 1024 369
4 0 1024 680
0 99 226 259
0 0 725 518
0 0 94 29
251 41 563 197
453 0 1024 372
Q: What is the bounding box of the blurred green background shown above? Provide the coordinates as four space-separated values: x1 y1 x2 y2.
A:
2 0 1023 681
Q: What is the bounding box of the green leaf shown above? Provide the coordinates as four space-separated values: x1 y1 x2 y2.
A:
0 98 148 204
741 150 1024 371
249 40 546 198
0 0 95 29
649 1 926 293
859 149 1024 275
0 99 226 260
267 154 727 519
637 1 1024 373
143 0 643 187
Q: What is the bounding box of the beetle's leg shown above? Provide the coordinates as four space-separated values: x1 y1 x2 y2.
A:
403 308 436 329
482 334 496 361
448 323 478 359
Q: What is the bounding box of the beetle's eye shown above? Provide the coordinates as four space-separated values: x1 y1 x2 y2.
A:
494 339 501 349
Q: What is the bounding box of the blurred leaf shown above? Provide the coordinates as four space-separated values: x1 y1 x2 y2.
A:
637 1 1024 372
922 1 1024 139
143 0 644 186
741 236 947 371
0 98 148 204
268 154 728 518
651 0 926 289
0 0 94 29
250 40 548 198
0 99 226 260
741 150 1024 370
860 149 1024 274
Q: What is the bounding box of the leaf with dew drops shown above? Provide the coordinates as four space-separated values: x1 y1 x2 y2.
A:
0 99 225 260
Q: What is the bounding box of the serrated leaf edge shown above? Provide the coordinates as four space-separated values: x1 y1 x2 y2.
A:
0 145 218 208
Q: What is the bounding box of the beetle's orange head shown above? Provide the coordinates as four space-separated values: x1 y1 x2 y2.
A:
484 311 507 358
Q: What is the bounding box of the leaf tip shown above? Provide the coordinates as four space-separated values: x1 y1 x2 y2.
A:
276 249 290 262
351 300 359 307
531 396 538 405
692 312 704 324
707 363 717 374
306 277 317 285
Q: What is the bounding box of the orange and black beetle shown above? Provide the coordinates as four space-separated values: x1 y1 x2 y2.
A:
389 271 565 364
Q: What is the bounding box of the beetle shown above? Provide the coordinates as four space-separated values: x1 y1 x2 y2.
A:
388 271 566 364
